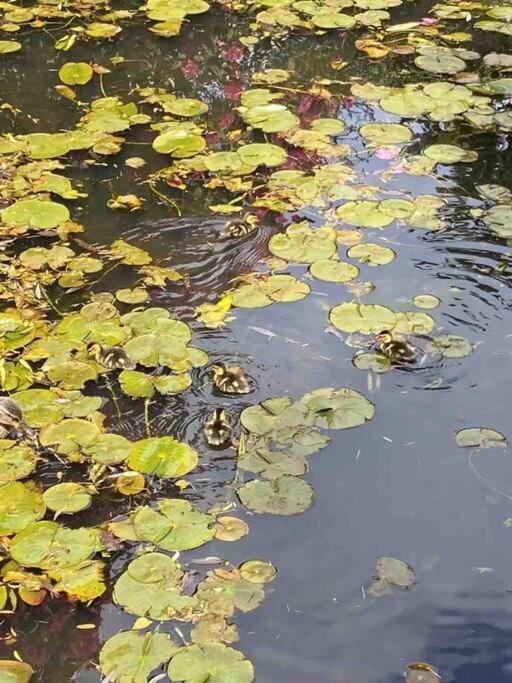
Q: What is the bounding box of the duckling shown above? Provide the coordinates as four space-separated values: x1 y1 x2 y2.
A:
212 362 252 395
375 330 416 363
0 396 25 439
88 343 135 371
219 213 259 239
204 409 232 448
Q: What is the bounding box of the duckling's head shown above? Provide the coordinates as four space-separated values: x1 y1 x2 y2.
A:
87 342 103 361
213 408 228 423
212 362 227 379
376 330 393 344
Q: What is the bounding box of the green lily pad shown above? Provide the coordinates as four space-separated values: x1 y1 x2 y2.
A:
11 521 96 571
168 643 254 683
100 631 178 683
359 122 412 144
127 436 198 478
412 294 440 309
0 482 45 535
0 443 37 485
51 558 106 602
347 242 395 265
329 302 396 334
153 129 206 158
114 552 195 619
2 199 70 230
109 240 152 265
238 475 315 515
237 143 287 168
309 258 359 282
336 200 394 228
484 204 512 238
415 51 466 74
379 199 415 219
353 352 391 372
119 369 155 398
42 483 92 515
121 308 191 338
269 223 336 263
58 62 93 85
231 274 310 308
197 568 264 615
46 361 98 389
380 91 432 118
241 397 313 435
39 418 101 455
455 427 507 448
239 559 277 584
310 118 346 135
165 98 209 117
0 41 22 54
432 334 473 358
424 144 478 164
301 387 375 429
0 661 34 683
83 433 130 464
115 288 149 304
132 499 215 550
240 104 299 133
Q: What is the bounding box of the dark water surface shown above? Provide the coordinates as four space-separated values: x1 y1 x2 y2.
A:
1 4 512 682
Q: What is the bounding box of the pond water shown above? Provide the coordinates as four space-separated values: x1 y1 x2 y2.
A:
1 2 512 682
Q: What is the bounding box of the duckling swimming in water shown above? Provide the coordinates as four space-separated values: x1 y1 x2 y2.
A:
204 408 232 448
0 396 27 439
212 362 252 395
375 330 416 364
88 343 135 371
219 213 259 239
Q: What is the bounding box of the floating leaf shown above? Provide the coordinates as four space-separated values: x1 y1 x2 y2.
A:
42 483 92 515
0 443 37 485
196 568 264 616
39 419 101 456
0 661 34 683
347 243 395 265
269 223 336 263
58 62 93 85
237 143 287 168
168 643 254 683
116 471 145 495
133 499 215 550
0 41 22 55
375 555 416 589
100 631 178 683
330 302 396 334
455 428 507 448
432 334 473 358
231 274 310 308
11 521 96 571
238 475 315 515
412 294 440 309
353 352 391 373
52 558 106 602
301 387 375 429
359 122 412 144
423 144 478 164
165 98 209 117
415 50 466 74
114 552 195 619
2 199 70 230
214 516 249 542
406 662 441 683
239 560 276 584
309 259 359 282
128 436 198 478
0 482 45 535
336 201 394 228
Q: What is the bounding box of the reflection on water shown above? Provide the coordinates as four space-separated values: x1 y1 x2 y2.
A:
2 3 512 683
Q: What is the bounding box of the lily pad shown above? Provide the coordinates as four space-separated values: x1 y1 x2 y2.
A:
336 201 394 228
353 352 391 372
127 436 198 478
168 643 254 683
309 259 359 282
432 334 473 358
330 302 396 334
214 516 249 542
42 483 92 515
412 294 440 309
269 223 336 263
455 427 507 448
424 144 478 164
133 499 215 550
165 98 209 117
39 419 101 456
58 62 93 85
375 555 416 589
100 631 178 683
2 199 70 230
11 521 96 571
301 387 375 429
359 122 412 144
237 143 287 168
347 243 395 265
0 482 45 535
114 552 195 619
232 274 310 308
238 475 315 515
0 443 37 485
0 661 34 683
239 559 277 584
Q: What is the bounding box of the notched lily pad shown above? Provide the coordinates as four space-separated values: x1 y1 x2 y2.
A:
100 631 178 683
168 643 254 683
238 475 315 515
455 427 507 448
